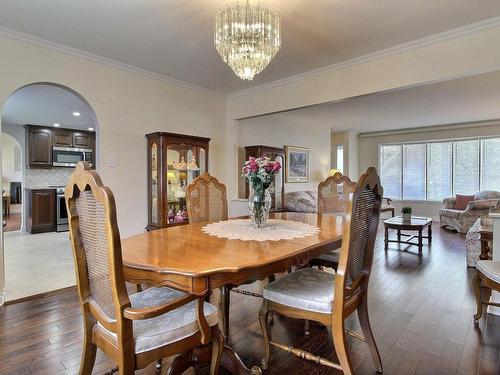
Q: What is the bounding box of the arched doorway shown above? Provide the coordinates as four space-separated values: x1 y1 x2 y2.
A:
0 82 99 304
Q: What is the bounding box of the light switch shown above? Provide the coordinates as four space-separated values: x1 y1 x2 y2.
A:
107 154 117 167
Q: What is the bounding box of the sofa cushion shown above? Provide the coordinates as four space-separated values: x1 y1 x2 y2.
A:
455 194 475 210
284 191 317 213
474 190 500 200
440 208 463 219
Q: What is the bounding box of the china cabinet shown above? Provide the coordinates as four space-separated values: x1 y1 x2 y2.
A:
244 145 285 212
146 132 210 230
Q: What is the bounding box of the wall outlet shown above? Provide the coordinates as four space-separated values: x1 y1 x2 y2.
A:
106 154 117 167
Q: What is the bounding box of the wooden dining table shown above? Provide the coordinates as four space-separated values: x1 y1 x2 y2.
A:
121 212 344 374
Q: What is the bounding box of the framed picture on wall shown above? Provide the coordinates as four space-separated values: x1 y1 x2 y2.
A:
285 145 310 182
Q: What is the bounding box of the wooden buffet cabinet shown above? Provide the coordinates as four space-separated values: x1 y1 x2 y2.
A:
244 145 285 212
146 132 210 230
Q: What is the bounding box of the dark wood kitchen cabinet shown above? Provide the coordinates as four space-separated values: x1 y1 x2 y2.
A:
25 125 96 168
26 188 56 234
72 132 93 148
26 125 53 168
53 130 73 147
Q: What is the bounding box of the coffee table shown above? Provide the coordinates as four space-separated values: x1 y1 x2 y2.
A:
384 216 432 255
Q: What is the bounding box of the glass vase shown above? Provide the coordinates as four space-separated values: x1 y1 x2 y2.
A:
248 186 272 228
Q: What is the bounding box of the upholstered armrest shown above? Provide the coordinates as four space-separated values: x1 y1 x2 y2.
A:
443 197 456 209
124 294 198 320
466 199 499 211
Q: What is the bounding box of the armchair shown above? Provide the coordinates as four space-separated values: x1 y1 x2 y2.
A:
439 190 500 233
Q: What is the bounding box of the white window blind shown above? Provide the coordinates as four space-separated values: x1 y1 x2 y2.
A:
380 144 402 199
453 140 479 195
427 142 452 200
482 138 500 191
403 143 426 200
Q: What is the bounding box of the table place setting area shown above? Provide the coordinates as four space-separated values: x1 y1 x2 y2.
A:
201 218 321 242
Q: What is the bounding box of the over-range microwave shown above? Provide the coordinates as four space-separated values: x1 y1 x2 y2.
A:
52 147 93 167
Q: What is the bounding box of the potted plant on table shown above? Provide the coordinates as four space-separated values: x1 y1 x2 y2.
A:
242 157 281 228
401 206 412 222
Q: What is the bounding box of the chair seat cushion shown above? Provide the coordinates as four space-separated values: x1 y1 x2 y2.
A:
263 268 335 313
95 287 218 354
477 261 500 284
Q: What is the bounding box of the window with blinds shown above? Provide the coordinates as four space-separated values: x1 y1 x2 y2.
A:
379 136 500 200
380 144 402 199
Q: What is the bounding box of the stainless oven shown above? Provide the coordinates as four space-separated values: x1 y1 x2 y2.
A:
53 147 92 167
56 187 68 232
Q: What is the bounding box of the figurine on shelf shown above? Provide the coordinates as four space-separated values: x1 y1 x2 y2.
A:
167 209 175 224
174 207 188 223
174 180 186 199
187 155 199 171
173 157 187 170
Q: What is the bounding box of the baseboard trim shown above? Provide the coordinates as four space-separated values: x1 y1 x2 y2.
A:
4 285 76 305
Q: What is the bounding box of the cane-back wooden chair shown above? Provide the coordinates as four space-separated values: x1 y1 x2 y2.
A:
66 162 223 375
186 172 228 224
472 260 500 324
310 172 357 272
258 167 384 374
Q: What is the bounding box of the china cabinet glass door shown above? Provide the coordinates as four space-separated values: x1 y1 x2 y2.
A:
165 143 207 225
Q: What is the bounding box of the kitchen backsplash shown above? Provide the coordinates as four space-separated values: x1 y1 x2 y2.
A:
25 168 73 188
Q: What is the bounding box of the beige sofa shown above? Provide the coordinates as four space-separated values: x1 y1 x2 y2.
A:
439 191 500 233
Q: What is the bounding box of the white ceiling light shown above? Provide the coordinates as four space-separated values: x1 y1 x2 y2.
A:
53 123 60 127
88 127 95 131
73 111 81 117
214 0 280 80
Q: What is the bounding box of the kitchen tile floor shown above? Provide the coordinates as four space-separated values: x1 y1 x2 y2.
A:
4 230 75 301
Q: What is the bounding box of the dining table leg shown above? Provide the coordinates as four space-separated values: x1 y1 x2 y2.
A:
220 285 232 340
221 346 263 374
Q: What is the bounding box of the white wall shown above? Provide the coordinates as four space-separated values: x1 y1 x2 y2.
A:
0 34 226 237
237 112 332 195
358 121 500 220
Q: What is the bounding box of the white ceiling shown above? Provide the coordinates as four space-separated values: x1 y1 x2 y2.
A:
280 71 500 133
0 1 500 93
2 84 96 130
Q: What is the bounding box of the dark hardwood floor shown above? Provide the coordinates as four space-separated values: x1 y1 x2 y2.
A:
1 222 500 374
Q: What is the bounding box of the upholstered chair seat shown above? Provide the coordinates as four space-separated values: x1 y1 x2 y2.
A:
95 287 219 353
263 268 335 314
476 261 500 284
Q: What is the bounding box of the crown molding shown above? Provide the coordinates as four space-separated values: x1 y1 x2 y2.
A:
0 26 224 98
358 119 500 138
229 16 500 99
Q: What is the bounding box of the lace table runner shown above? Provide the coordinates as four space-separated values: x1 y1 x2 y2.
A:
202 219 320 242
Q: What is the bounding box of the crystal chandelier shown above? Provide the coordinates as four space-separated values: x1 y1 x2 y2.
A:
214 0 281 80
